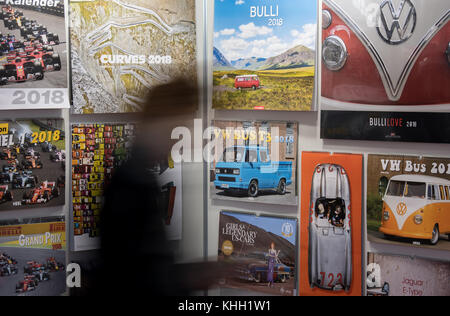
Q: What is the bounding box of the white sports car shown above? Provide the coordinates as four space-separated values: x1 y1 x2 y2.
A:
308 164 352 291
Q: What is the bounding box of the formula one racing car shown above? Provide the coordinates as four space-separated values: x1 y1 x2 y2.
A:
22 181 59 205
12 171 37 189
0 57 43 85
0 185 13 203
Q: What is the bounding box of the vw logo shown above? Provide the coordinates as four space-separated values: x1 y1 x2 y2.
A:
376 0 417 45
396 202 408 216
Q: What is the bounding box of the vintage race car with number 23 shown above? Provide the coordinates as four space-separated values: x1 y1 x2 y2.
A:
308 164 352 292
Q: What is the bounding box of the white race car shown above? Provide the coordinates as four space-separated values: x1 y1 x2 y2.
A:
308 164 352 291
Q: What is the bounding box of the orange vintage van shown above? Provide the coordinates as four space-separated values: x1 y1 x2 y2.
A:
380 175 450 245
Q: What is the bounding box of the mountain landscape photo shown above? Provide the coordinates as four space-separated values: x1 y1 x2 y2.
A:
213 45 315 71
213 45 316 111
213 46 234 70
213 0 317 111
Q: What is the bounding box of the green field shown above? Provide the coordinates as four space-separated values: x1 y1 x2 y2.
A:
213 67 315 111
367 193 383 232
367 219 381 233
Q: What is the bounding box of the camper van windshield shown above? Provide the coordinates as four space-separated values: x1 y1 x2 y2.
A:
220 147 245 163
386 181 405 197
405 182 426 199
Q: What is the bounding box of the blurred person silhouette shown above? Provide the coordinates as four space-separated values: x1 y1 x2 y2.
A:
80 79 230 296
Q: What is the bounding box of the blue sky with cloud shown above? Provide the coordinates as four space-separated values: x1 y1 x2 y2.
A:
223 211 297 245
214 0 317 62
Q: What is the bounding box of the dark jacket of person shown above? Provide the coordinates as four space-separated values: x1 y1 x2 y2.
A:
94 146 185 296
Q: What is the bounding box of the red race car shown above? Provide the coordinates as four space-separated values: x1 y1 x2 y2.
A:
28 48 61 72
15 279 37 293
24 41 43 54
6 47 27 61
22 181 59 205
24 261 44 274
0 57 43 85
0 185 13 203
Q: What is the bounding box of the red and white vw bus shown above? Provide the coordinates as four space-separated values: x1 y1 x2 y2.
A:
321 0 450 108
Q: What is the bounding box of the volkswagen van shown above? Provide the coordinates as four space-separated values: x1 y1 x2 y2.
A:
214 146 292 198
234 75 260 90
309 164 352 291
380 175 450 245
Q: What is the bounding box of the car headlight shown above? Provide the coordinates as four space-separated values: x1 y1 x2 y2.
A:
414 215 423 225
322 10 332 29
383 211 390 221
233 169 240 175
322 35 348 71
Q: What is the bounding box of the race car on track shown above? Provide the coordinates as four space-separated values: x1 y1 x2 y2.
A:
10 144 25 156
50 150 65 162
1 6 22 19
36 31 59 46
29 267 50 282
0 57 44 85
2 165 18 172
0 262 18 276
0 252 18 277
0 35 24 55
0 185 13 203
6 48 28 61
23 40 43 54
24 261 46 275
23 148 40 159
22 181 59 205
45 257 64 272
0 253 17 265
20 22 45 36
0 169 15 184
0 148 18 160
12 171 38 189
309 164 352 292
0 6 14 19
2 160 21 173
21 156 43 170
0 42 25 56
4 15 24 30
19 21 39 37
15 279 37 293
41 141 57 152
26 48 61 72
21 23 59 45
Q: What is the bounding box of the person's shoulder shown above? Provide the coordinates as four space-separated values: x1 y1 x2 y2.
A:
112 161 158 187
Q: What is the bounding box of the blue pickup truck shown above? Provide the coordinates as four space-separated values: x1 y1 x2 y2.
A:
214 146 293 197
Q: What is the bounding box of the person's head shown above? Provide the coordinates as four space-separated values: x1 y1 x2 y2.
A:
335 206 341 214
318 203 325 214
139 78 199 161
270 242 275 249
